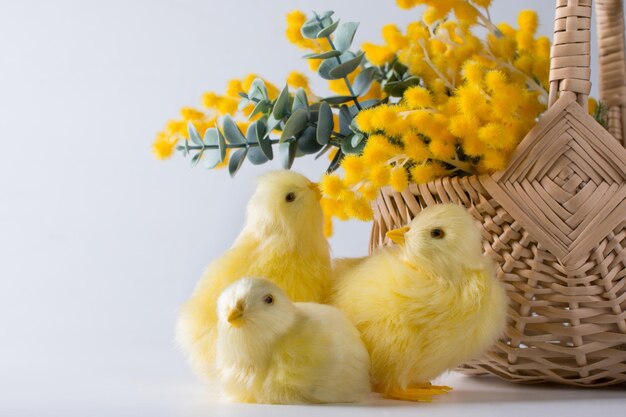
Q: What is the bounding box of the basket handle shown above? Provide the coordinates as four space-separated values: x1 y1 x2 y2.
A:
595 0 626 145
549 0 626 146
548 0 593 110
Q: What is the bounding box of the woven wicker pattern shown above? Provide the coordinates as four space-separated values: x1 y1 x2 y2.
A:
596 0 626 144
369 0 626 386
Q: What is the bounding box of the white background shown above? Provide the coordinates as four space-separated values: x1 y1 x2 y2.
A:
0 0 623 416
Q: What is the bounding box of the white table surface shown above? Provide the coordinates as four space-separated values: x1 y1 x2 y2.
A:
2 344 623 417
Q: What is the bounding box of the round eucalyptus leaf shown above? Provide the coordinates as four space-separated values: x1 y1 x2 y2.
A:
257 122 273 160
301 20 323 39
341 134 366 154
292 88 309 113
280 108 309 142
187 122 203 146
203 127 218 146
266 114 282 135
351 132 364 148
316 19 340 38
216 127 226 162
247 78 268 101
318 51 355 79
228 148 247 177
302 50 342 60
314 143 333 160
326 148 344 173
222 115 247 145
190 151 202 167
246 146 269 165
339 105 353 136
353 67 377 96
272 85 289 119
278 141 297 169
249 99 270 119
203 149 222 169
297 127 323 154
359 98 381 109
334 22 359 52
245 122 269 165
316 101 333 145
329 52 364 79
321 95 357 105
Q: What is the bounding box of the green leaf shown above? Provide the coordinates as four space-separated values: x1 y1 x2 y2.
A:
316 101 333 145
280 108 309 142
246 122 269 165
316 19 340 38
216 126 226 162
292 88 309 113
315 143 333 160
272 85 289 119
228 148 247 177
182 140 190 156
339 105 352 135
334 22 359 52
329 52 364 79
303 50 342 59
188 122 203 146
202 149 221 169
297 127 323 154
318 10 335 21
321 95 357 105
202 128 221 169
353 66 377 96
256 121 273 160
383 77 421 97
266 114 282 136
222 115 247 144
351 132 364 148
247 78 268 101
249 99 270 119
327 148 344 173
278 141 297 169
341 134 366 154
318 51 355 80
190 151 202 167
237 97 250 112
360 98 380 109
301 20 323 39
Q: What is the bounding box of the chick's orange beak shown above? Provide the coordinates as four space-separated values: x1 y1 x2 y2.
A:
308 182 322 200
386 226 410 246
227 301 245 328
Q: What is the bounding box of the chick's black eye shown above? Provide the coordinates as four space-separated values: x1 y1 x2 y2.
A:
430 228 445 239
285 192 296 202
263 295 274 305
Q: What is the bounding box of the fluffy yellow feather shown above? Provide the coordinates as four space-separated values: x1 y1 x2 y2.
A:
332 204 507 401
177 171 331 379
216 277 371 404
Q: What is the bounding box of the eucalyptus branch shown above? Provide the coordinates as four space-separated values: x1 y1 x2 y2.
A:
326 35 363 111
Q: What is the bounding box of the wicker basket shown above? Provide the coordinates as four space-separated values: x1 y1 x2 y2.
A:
370 0 626 386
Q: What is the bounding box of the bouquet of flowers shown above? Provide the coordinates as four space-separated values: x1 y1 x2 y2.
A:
153 0 605 235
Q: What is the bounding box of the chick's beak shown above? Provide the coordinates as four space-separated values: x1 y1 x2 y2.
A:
308 182 322 200
386 226 410 246
227 300 245 328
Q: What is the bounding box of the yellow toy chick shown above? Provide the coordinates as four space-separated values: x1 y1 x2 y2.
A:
332 204 507 402
177 171 331 379
215 277 371 404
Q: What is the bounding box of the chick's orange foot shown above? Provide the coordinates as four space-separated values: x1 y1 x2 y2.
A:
384 382 453 402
